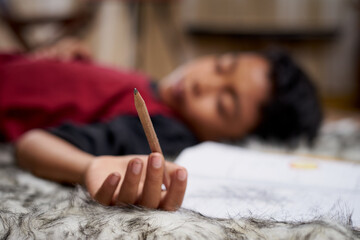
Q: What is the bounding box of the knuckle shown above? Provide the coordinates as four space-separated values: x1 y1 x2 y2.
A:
124 177 139 186
146 172 163 184
161 202 179 211
139 199 159 209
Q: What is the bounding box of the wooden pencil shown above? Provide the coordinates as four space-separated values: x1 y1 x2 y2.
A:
134 88 162 154
134 88 169 188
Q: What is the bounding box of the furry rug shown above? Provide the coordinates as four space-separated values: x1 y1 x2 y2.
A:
243 118 360 162
1 119 360 239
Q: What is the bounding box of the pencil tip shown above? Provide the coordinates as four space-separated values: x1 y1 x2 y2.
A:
134 88 138 95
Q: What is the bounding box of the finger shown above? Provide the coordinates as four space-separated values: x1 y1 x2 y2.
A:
60 43 76 61
160 168 187 211
163 164 171 190
94 172 120 205
76 48 92 61
138 153 164 208
52 47 61 60
31 51 42 60
61 51 72 62
34 50 47 60
42 48 56 60
117 158 143 205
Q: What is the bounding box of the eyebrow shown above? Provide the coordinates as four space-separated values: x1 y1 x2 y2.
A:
215 54 238 75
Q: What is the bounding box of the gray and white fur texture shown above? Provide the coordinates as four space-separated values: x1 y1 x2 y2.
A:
0 144 359 240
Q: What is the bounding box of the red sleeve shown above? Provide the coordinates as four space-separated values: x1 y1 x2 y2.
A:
0 54 174 141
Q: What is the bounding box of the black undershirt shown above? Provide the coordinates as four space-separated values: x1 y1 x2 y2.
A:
49 115 198 157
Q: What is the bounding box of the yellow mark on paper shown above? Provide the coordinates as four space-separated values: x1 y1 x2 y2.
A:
290 161 318 170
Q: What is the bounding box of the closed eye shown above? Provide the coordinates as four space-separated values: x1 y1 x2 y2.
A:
217 88 238 121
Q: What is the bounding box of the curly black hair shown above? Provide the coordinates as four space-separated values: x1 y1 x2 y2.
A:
252 49 323 145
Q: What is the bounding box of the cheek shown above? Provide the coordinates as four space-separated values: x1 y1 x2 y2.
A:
181 96 223 135
183 96 215 123
240 97 261 131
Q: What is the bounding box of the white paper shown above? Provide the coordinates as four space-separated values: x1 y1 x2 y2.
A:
176 142 360 225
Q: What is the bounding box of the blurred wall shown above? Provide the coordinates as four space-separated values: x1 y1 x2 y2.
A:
137 0 360 110
180 0 359 109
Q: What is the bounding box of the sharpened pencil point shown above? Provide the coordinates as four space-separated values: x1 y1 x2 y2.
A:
134 88 138 95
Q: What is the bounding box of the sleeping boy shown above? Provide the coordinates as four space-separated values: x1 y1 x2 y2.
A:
0 39 322 210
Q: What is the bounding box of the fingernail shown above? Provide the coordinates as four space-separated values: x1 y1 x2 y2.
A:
151 154 162 169
109 173 120 186
132 160 142 175
177 169 187 181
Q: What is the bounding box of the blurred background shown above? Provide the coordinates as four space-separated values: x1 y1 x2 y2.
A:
1 0 360 114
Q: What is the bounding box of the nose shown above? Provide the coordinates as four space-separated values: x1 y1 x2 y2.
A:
192 77 224 97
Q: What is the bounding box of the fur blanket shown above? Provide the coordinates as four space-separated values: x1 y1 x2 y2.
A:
1 119 360 239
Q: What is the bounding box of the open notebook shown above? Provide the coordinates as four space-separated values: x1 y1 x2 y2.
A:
176 142 360 225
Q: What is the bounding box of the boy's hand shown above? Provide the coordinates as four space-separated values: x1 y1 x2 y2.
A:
31 38 92 62
84 153 187 211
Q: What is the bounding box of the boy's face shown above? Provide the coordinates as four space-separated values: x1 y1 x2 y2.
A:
158 53 271 141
